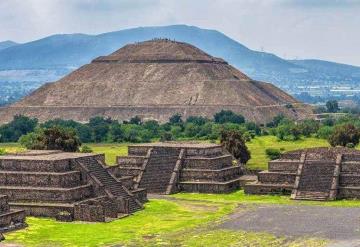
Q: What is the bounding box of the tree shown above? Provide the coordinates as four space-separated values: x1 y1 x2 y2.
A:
20 126 81 152
214 110 245 124
0 115 38 142
220 130 251 164
109 123 124 142
328 124 360 147
186 116 208 125
169 113 183 125
129 116 142 125
326 100 339 113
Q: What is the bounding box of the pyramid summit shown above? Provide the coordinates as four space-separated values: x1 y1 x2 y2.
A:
0 39 311 123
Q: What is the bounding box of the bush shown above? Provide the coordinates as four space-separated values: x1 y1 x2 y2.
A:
265 148 282 160
316 126 333 139
328 124 360 147
169 113 183 125
0 148 6 155
20 126 81 152
214 110 245 124
80 145 93 153
346 143 355 148
160 132 173 142
220 130 251 164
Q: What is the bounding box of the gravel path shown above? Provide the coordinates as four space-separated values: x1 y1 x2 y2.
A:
220 204 360 241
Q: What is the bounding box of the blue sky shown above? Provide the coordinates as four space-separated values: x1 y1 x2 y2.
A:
0 0 359 66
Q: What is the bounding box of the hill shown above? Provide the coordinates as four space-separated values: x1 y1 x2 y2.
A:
0 39 311 124
0 40 18 51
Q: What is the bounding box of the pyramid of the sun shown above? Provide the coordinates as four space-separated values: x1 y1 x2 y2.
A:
0 39 311 124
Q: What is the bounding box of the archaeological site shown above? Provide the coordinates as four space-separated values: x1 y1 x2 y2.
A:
0 39 311 124
111 142 247 194
245 147 360 201
0 150 147 223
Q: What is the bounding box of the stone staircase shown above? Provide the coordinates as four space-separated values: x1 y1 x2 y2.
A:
77 156 142 213
292 159 338 201
138 147 180 194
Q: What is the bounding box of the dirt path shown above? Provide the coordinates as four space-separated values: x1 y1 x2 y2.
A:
220 204 360 241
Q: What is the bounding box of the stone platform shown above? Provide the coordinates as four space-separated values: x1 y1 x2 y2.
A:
245 147 360 201
111 142 245 194
0 150 147 222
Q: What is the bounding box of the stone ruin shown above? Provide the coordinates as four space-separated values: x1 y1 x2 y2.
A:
0 150 147 223
245 147 360 201
0 195 26 234
110 142 246 194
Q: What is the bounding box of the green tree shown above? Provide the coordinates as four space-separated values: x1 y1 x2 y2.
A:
326 100 339 113
129 116 142 125
328 124 360 147
169 113 183 125
214 110 245 124
0 115 38 142
220 130 251 164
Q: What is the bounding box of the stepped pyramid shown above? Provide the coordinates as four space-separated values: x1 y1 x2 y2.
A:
0 39 311 124
0 151 147 222
110 142 247 194
245 147 360 201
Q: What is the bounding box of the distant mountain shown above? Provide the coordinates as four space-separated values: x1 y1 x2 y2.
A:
0 25 359 103
0 41 18 51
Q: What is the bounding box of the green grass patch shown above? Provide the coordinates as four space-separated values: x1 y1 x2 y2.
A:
4 199 234 247
86 143 128 165
172 190 360 207
246 136 329 170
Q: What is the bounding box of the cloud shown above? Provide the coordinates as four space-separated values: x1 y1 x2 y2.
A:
0 0 359 65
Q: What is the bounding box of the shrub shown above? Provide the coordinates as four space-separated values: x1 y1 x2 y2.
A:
169 113 183 125
0 148 6 155
220 130 251 164
346 143 355 148
214 110 245 124
160 132 173 142
265 148 282 160
80 145 93 153
21 126 81 152
328 124 360 147
316 126 333 139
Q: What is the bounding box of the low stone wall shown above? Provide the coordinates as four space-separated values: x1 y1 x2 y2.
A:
338 187 360 199
179 180 240 193
180 166 241 182
339 174 360 187
132 189 148 203
0 171 81 188
244 183 293 195
11 203 74 218
182 155 233 170
116 156 144 167
341 162 360 173
268 161 300 172
0 159 72 172
0 184 93 203
0 211 26 228
258 171 296 184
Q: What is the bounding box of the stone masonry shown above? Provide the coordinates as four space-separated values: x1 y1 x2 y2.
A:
0 150 147 222
245 147 360 201
110 142 244 194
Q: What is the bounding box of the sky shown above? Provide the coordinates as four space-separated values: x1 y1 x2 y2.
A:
0 0 360 66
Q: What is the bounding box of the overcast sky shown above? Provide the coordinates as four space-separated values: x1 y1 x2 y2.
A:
0 0 359 66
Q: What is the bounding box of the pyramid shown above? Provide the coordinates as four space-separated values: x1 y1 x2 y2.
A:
0 39 311 123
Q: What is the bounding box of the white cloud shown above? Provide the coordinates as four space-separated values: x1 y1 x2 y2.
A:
0 0 359 65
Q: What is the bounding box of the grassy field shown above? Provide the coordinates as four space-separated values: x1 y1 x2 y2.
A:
0 136 330 169
4 195 328 247
246 136 329 170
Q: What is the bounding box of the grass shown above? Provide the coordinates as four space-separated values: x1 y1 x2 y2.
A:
172 190 360 208
246 136 329 170
4 197 328 247
86 143 128 165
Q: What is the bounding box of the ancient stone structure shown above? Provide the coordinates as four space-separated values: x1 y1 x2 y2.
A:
0 195 26 233
0 151 147 222
245 147 360 201
110 142 244 194
0 39 312 124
